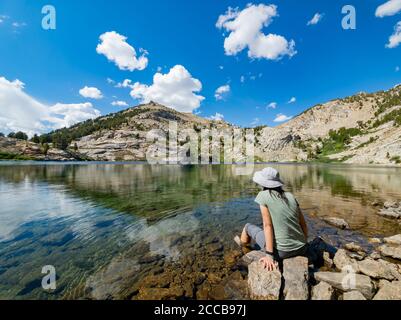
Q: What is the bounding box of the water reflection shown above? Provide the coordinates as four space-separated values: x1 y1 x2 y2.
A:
0 163 400 299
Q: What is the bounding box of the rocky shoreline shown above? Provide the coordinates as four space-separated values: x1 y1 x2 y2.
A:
245 233 401 300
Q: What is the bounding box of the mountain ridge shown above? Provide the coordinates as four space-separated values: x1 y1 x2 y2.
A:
1 85 401 165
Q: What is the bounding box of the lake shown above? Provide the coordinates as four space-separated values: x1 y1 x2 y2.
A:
0 162 400 299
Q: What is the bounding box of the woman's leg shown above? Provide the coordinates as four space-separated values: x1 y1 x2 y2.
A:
241 223 266 250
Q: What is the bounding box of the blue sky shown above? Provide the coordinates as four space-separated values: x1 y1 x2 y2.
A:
0 0 401 135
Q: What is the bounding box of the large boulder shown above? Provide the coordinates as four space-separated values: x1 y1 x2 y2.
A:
248 261 281 300
314 272 375 299
343 291 367 300
373 281 401 300
240 250 265 266
333 249 359 273
311 281 335 300
378 245 401 260
357 258 401 281
283 256 309 300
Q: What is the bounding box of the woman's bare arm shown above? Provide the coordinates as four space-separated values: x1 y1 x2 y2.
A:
298 207 308 239
260 205 274 253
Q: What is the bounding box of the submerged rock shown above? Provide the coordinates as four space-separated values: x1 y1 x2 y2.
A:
323 217 350 230
343 291 367 300
248 261 281 300
373 281 401 300
311 281 335 300
377 208 401 219
314 271 375 299
283 256 309 300
378 245 401 260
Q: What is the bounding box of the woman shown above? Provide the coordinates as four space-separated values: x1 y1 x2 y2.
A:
237 167 308 271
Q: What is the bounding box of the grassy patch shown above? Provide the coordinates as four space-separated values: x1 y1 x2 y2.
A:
0 152 35 160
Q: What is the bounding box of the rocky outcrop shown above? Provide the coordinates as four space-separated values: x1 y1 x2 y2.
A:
373 281 401 300
333 249 359 273
384 234 401 245
0 137 83 161
343 291 366 300
247 261 281 300
357 258 401 281
314 272 375 299
244 235 401 300
311 282 335 300
378 244 401 260
282 257 309 300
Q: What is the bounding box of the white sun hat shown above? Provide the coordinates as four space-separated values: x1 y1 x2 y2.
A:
252 167 284 188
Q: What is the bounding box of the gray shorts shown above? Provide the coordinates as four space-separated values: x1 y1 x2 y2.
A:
244 223 307 260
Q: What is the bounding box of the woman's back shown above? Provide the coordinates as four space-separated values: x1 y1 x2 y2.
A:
255 190 306 252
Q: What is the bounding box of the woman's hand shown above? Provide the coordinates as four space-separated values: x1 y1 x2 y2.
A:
259 255 277 271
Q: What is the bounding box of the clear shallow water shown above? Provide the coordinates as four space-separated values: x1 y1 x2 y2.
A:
0 163 400 299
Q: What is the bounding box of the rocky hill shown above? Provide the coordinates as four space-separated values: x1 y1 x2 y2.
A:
0 137 83 161
1 85 401 164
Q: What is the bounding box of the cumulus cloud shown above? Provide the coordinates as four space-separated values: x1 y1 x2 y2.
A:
111 100 129 107
307 13 323 25
274 113 292 123
267 102 277 109
96 31 148 71
49 103 101 129
0 76 101 136
129 65 204 113
214 84 230 100
288 97 296 104
209 113 225 121
376 0 401 18
216 4 296 60
107 78 115 85
386 21 401 48
79 86 103 99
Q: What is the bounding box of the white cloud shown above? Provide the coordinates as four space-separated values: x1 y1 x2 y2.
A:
216 4 296 61
0 76 101 136
267 102 277 109
129 65 204 113
240 75 245 83
116 79 133 88
79 86 103 99
12 21 26 28
214 84 230 100
376 0 401 18
396 66 400 72
49 103 101 129
273 113 292 123
307 13 323 26
386 21 401 48
107 78 115 85
219 65 224 70
209 113 225 121
111 100 129 107
96 31 148 71
288 97 296 104
251 118 260 126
